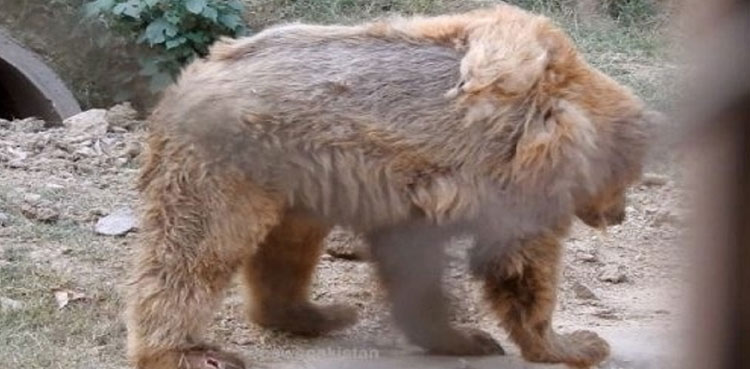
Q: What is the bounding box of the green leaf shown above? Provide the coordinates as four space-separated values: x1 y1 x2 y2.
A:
83 0 114 17
113 0 144 19
165 25 178 37
79 0 251 97
165 36 188 50
144 17 177 45
164 9 181 24
184 32 208 43
184 0 206 14
112 3 126 15
226 0 244 11
218 13 243 31
201 6 218 22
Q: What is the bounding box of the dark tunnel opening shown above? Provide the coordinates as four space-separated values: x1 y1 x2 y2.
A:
0 29 81 124
0 64 15 120
0 57 59 121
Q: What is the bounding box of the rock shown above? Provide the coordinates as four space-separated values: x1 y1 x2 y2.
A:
598 265 628 284
52 288 88 309
6 146 28 161
325 227 370 261
20 202 60 223
73 145 98 158
0 296 24 312
7 159 28 169
3 146 28 168
23 193 42 204
572 281 599 300
0 212 9 226
87 208 106 221
49 148 71 160
63 109 108 139
105 102 141 131
575 251 598 263
12 117 46 133
29 134 52 152
593 308 621 320
115 157 130 167
20 193 60 223
651 210 680 227
233 337 255 346
641 173 669 187
95 207 137 236
122 141 142 159
0 118 10 129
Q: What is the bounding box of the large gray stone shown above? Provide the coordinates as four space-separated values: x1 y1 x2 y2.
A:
105 102 141 131
63 109 108 139
94 207 137 236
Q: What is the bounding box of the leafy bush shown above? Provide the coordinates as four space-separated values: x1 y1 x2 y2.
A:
83 0 248 92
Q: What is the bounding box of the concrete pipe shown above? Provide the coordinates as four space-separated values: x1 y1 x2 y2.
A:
0 28 81 123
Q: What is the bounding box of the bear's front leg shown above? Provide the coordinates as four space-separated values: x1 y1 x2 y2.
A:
472 233 610 368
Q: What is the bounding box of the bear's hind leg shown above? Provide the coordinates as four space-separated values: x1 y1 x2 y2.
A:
126 153 282 369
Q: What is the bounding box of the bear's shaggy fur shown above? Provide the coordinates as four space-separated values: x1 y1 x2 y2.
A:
126 4 651 369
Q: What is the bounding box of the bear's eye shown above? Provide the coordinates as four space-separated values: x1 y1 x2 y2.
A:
543 109 553 121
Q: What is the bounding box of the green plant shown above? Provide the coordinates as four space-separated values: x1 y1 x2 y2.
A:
604 0 658 26
505 0 578 12
83 0 249 92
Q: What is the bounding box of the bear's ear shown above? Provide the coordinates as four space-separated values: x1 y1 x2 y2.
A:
448 15 559 98
510 100 598 184
455 44 548 97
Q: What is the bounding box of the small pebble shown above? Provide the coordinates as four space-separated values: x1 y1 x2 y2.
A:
572 281 599 300
641 173 669 187
598 264 628 284
0 296 24 312
576 251 598 263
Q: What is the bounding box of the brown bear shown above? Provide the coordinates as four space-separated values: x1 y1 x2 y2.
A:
126 4 652 369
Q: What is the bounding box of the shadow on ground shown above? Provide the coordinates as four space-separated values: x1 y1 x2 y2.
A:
273 328 682 369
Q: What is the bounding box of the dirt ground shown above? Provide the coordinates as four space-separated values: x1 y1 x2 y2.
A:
0 96 688 369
